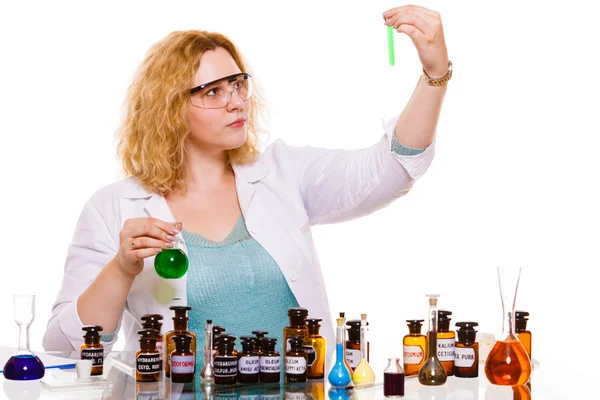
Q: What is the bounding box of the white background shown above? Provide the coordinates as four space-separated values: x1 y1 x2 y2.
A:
0 1 598 398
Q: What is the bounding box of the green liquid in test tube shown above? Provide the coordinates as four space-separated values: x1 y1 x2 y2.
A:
387 25 395 66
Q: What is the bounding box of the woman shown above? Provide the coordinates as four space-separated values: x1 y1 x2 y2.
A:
43 5 449 365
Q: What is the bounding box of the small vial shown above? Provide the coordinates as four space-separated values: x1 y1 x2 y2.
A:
454 322 479 378
383 357 405 398
238 336 260 383
437 310 455 376
140 314 164 370
214 334 238 385
171 335 195 383
305 318 326 379
260 337 281 383
136 329 160 382
80 325 104 376
515 311 532 360
285 336 308 383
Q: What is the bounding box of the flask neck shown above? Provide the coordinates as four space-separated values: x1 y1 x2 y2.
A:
17 324 30 353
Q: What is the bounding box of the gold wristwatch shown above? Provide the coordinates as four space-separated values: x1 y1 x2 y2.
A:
422 61 452 86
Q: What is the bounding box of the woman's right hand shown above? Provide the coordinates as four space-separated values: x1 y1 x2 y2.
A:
115 218 182 277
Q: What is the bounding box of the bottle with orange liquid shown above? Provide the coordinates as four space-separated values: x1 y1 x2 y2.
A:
484 267 531 386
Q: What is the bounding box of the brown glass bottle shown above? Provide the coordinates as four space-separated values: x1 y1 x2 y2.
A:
454 322 479 378
304 318 325 379
80 325 104 376
140 314 164 371
212 326 227 358
214 334 238 384
346 319 369 370
171 335 195 383
164 306 196 378
437 310 455 376
136 329 161 382
251 330 268 355
515 311 532 360
285 336 307 383
259 337 281 383
403 319 426 377
284 308 308 352
237 336 260 383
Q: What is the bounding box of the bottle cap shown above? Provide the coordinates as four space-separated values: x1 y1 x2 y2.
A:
173 334 193 353
251 330 268 338
437 310 453 332
240 336 257 353
305 318 322 335
406 319 424 334
455 322 478 342
515 311 529 332
169 306 192 318
82 325 103 342
216 334 237 355
346 319 369 341
288 336 305 352
141 314 163 333
212 326 227 346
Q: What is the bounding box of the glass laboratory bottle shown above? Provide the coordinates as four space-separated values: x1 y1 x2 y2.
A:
212 325 227 358
154 235 188 279
484 267 531 386
252 330 268 355
305 318 326 379
214 334 238 384
238 336 260 383
454 322 479 378
338 312 353 376
81 325 104 376
284 307 309 351
437 310 455 376
171 334 195 383
328 317 352 387
259 337 281 383
2 295 45 381
286 336 308 382
403 319 426 376
352 314 375 385
141 314 164 370
384 357 405 398
418 294 447 385
200 319 215 383
515 311 532 360
165 306 196 378
346 319 370 370
136 329 160 382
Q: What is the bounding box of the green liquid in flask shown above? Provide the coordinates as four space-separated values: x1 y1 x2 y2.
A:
154 249 188 279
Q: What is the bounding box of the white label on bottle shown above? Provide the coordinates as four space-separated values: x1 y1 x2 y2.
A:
156 342 163 360
454 347 476 368
238 356 260 374
81 348 104 367
136 352 161 374
171 355 195 374
438 338 455 362
260 356 281 373
345 349 361 368
214 356 238 377
286 393 307 400
285 356 306 374
403 345 424 365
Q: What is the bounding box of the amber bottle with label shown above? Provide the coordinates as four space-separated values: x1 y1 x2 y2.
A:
237 336 260 383
403 319 426 376
136 329 161 382
81 325 104 376
140 314 164 370
437 310 455 376
164 306 196 378
171 334 195 383
286 336 308 382
284 308 308 352
260 337 281 383
515 311 532 360
212 326 227 358
304 318 325 379
346 319 369 370
454 322 479 378
214 334 238 384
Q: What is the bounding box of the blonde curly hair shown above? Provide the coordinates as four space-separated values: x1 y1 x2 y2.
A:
116 30 266 196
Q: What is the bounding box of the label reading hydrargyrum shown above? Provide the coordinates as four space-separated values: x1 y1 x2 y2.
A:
136 352 161 374
403 345 424 364
81 348 104 367
302 345 316 366
214 356 238 377
171 355 195 374
454 347 476 368
438 338 455 362
238 356 260 374
345 349 361 368
259 356 281 373
285 356 306 375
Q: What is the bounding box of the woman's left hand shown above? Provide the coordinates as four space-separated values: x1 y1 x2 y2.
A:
383 5 449 77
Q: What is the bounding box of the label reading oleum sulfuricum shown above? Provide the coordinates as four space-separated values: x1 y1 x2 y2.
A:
346 349 361 368
454 347 476 368
403 345 424 364
285 356 306 374
437 338 455 362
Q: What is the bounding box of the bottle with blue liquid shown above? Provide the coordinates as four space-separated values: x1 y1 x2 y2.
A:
2 295 45 380
328 317 352 387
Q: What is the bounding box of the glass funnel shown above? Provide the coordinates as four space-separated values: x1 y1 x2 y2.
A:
2 295 45 380
154 235 188 279
484 267 531 386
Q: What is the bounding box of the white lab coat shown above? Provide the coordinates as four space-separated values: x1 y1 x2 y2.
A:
42 115 435 362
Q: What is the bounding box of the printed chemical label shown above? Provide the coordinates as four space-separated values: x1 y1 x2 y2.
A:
403 345 424 364
214 356 238 377
171 355 195 374
238 356 260 374
437 338 455 362
260 356 281 373
285 356 306 374
136 352 161 374
346 349 361 368
81 348 104 367
454 347 476 368
303 345 316 366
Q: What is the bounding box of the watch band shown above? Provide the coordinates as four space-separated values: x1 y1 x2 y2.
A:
422 61 453 87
